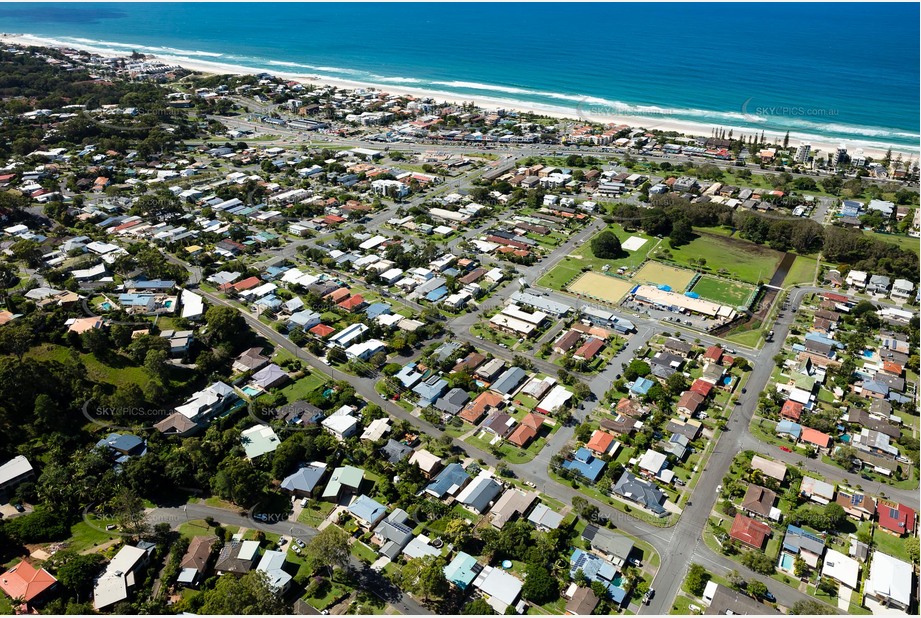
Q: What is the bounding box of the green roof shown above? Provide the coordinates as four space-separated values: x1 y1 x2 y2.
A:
322 465 365 499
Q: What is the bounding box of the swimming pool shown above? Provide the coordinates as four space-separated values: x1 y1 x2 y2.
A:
779 553 794 570
242 386 262 397
100 302 113 311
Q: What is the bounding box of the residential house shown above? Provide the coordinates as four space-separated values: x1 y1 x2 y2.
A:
240 425 280 459
877 501 916 537
0 456 35 503
741 485 781 521
800 476 836 504
729 514 771 549
568 549 628 605
586 430 618 456
322 465 365 501
582 525 634 567
750 455 787 482
381 439 413 465
93 544 153 610
434 388 471 416
348 495 387 529
565 586 600 615
782 525 825 568
280 462 328 498
835 491 876 521
563 447 606 483
638 449 668 477
256 550 292 594
457 472 503 514
704 584 778 615
214 540 260 576
176 536 216 588
443 552 482 591
408 448 442 478
489 488 538 528
612 471 666 516
471 566 523 614
372 510 415 560
507 413 546 448
425 463 471 499
865 552 912 611
527 503 564 531
321 411 360 441
821 549 860 590
0 561 57 608
459 391 504 424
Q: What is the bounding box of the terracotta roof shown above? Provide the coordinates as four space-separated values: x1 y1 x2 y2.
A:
800 427 831 448
458 391 503 424
586 430 615 454
507 424 537 447
0 561 56 603
309 323 335 338
729 513 771 549
689 379 713 397
781 400 803 420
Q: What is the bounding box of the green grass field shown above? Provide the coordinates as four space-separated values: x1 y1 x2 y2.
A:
277 371 329 402
537 224 659 290
782 255 818 287
654 232 783 284
690 276 756 307
869 231 920 256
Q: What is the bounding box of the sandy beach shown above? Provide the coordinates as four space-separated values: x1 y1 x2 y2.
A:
2 32 911 160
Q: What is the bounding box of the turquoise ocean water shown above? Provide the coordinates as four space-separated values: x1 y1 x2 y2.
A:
0 2 917 151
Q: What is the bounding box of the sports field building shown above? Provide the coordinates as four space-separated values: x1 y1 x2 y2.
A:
630 285 736 320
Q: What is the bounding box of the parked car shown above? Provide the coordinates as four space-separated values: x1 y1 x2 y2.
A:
779 446 792 453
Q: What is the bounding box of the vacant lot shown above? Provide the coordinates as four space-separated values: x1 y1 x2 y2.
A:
537 224 658 290
690 275 757 307
655 232 784 284
568 271 635 305
633 262 696 290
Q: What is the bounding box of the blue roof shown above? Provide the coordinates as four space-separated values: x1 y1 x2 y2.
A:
563 448 606 482
413 376 449 405
365 302 391 319
630 377 654 395
425 286 449 301
569 549 627 603
348 494 386 524
776 419 802 439
805 332 843 348
395 363 423 389
426 463 470 498
118 293 155 306
491 367 527 395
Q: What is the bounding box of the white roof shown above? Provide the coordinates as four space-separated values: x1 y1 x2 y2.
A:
94 545 148 610
360 417 391 441
409 449 441 473
472 566 523 611
180 289 204 319
638 449 668 474
537 384 572 413
0 455 33 486
866 552 912 607
821 549 860 589
322 414 358 436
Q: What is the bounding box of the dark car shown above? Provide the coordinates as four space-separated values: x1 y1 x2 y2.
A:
765 592 776 602
12 503 25 513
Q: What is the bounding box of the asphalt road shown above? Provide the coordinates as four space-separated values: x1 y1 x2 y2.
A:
158 131 918 614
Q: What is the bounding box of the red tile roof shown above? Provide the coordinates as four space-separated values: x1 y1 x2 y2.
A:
586 430 615 455
230 276 260 291
309 324 335 338
781 400 803 421
800 427 831 448
729 514 771 549
704 345 723 362
689 379 713 397
507 424 537 447
575 337 604 360
0 561 57 603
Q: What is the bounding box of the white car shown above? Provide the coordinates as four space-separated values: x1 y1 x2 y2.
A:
300 497 309 508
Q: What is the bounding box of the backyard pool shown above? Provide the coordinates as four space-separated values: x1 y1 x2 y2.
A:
242 386 262 397
100 302 113 311
779 553 794 570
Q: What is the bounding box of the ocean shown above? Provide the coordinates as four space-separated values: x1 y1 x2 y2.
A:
1 2 918 152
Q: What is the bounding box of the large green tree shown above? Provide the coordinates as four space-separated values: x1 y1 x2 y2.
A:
590 230 623 259
200 571 289 614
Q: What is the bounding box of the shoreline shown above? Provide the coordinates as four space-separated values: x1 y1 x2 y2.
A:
3 32 915 160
